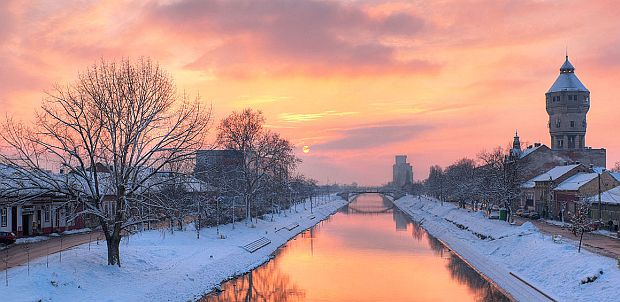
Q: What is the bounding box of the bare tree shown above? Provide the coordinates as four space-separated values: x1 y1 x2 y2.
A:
0 58 210 266
216 109 298 224
444 158 477 208
571 197 592 253
476 146 526 219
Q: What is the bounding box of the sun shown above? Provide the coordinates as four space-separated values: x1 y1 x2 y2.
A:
302 145 310 153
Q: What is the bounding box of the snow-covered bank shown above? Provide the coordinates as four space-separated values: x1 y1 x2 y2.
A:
394 196 620 302
3 195 347 302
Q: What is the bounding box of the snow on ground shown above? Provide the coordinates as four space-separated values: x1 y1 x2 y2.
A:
61 228 92 235
12 228 93 245
3 195 347 302
15 236 50 245
394 195 620 302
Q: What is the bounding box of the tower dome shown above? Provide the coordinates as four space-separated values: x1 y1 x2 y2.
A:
548 56 588 93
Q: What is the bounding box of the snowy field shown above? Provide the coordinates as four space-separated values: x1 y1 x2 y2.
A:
3 196 347 302
394 195 620 302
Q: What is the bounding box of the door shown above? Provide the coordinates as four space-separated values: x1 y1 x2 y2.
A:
37 210 42 233
22 215 31 236
11 207 17 233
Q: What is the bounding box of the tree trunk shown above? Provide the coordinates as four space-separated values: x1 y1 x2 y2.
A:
106 234 121 266
578 230 584 253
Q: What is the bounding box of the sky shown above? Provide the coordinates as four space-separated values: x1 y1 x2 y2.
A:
2 0 620 185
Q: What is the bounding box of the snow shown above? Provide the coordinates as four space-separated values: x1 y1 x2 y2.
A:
523 164 581 188
11 228 94 246
61 228 92 235
15 236 50 245
394 195 620 302
519 144 544 159
1 195 347 302
554 172 598 191
589 186 620 205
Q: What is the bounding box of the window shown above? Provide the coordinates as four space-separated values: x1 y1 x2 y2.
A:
1 208 6 227
556 119 561 128
558 138 564 148
570 121 575 128
45 205 50 222
582 120 586 128
568 95 573 100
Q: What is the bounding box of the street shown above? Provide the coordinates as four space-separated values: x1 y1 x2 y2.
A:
514 217 620 259
1 231 103 271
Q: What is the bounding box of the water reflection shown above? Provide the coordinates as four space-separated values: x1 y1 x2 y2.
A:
202 194 509 302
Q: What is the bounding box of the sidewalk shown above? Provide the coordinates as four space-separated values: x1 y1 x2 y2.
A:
514 217 620 260
1 231 103 271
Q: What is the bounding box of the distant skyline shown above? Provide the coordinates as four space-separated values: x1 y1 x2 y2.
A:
2 0 620 185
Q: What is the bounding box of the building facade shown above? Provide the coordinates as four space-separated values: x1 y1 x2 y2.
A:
392 155 413 188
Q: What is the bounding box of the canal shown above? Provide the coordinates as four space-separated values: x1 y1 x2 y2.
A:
202 193 509 302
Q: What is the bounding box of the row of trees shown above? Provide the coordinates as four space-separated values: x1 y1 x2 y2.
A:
0 58 318 266
425 147 526 214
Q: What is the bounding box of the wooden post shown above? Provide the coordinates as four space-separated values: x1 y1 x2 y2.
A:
579 230 584 253
59 237 63 263
26 246 30 276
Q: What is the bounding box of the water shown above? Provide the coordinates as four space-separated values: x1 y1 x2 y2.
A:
202 194 509 302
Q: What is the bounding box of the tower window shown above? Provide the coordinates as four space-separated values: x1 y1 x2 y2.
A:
556 119 561 128
570 121 575 128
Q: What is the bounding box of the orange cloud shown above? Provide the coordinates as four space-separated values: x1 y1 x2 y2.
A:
2 0 620 185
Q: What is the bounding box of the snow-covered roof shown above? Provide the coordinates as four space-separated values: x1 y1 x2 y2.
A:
547 56 588 93
519 144 545 159
587 186 620 205
522 164 582 188
610 172 620 183
554 173 598 191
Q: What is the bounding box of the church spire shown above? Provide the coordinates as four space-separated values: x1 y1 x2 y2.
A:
512 130 522 157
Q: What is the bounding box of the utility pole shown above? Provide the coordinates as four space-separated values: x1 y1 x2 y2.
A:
598 172 602 221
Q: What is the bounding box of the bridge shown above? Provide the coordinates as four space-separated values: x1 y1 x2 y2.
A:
347 202 395 214
337 188 405 201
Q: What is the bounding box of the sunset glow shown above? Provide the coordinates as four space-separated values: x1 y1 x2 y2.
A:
2 0 620 185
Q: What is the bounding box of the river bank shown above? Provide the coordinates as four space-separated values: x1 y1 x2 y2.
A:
393 195 620 302
2 195 347 302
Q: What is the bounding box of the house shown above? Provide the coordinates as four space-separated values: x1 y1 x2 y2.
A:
0 166 85 237
587 186 620 231
552 171 619 221
520 163 590 217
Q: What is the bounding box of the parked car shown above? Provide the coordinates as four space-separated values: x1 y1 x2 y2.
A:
588 221 602 231
515 208 525 217
491 205 500 211
529 212 541 220
0 232 16 245
488 211 500 219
